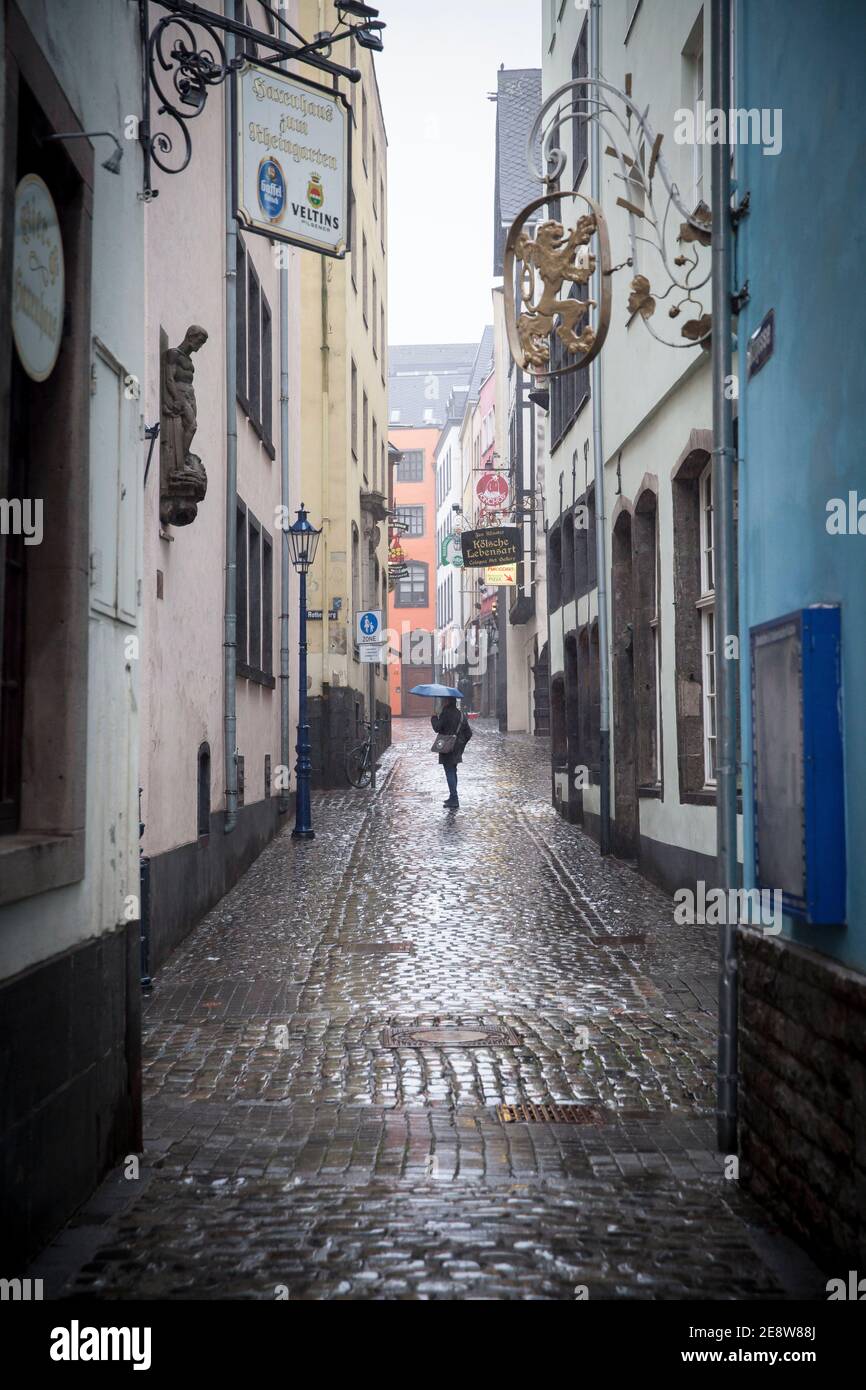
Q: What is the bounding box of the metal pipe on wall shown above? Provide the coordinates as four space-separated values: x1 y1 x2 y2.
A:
590 0 611 856
223 21 238 833
711 0 739 1153
278 251 291 815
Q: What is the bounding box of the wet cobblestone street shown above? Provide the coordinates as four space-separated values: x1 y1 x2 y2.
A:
39 723 823 1300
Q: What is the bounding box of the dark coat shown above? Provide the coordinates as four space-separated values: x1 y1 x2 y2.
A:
431 703 466 766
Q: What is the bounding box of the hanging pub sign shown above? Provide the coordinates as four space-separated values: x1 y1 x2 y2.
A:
235 63 350 258
12 174 64 382
460 527 522 568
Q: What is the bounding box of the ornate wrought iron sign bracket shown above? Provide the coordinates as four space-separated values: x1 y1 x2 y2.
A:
503 74 713 378
137 0 365 200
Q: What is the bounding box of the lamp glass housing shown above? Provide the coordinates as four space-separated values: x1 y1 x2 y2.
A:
287 505 322 574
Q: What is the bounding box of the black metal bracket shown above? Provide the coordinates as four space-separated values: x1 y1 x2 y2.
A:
137 0 366 200
731 280 750 315
731 190 751 227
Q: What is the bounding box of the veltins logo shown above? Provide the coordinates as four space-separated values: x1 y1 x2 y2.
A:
257 157 286 222
306 174 324 209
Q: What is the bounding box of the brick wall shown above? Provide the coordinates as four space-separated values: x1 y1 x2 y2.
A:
739 927 866 1266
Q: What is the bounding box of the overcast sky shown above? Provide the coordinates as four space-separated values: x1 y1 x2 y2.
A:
375 0 541 349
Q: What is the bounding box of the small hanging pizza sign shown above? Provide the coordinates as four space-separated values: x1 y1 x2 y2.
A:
12 173 65 382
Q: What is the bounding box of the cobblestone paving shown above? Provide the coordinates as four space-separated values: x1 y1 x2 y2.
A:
43 722 824 1300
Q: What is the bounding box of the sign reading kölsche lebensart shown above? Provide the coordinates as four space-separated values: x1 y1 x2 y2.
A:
460 527 522 568
236 64 350 258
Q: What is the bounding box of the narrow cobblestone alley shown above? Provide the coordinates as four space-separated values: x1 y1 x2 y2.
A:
37 724 822 1301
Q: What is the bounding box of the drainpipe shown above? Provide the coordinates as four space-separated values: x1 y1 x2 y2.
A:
223 28 238 832
711 0 738 1153
278 252 291 814
590 0 612 856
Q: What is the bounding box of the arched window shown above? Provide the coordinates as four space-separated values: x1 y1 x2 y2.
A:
394 560 428 608
197 742 211 838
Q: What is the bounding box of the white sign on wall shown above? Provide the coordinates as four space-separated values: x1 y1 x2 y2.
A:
236 63 350 257
12 173 65 382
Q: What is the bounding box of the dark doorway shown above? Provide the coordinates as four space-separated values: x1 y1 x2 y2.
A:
532 641 550 735
612 512 638 856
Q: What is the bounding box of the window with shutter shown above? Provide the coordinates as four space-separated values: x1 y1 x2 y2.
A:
261 290 273 452
236 240 247 409
248 262 261 426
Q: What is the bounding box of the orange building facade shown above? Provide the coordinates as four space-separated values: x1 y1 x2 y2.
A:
387 428 440 717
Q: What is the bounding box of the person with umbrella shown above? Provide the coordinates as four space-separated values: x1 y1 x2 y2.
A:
410 683 472 810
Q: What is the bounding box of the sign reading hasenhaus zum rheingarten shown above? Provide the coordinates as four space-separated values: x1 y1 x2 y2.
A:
236 64 350 257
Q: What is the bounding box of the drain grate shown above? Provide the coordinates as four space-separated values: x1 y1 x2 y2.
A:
381 1022 522 1047
497 1101 605 1125
591 933 647 945
337 942 415 954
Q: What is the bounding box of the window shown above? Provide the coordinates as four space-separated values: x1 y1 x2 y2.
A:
372 272 378 355
380 303 386 380
396 449 424 482
372 142 378 215
362 390 369 482
236 244 275 456
351 359 358 460
396 505 424 537
692 39 705 206
698 462 716 784
571 20 588 186
248 513 261 671
395 560 428 608
379 178 385 249
197 743 211 837
261 291 273 450
684 12 705 208
350 192 357 288
548 523 562 611
236 502 248 666
236 240 247 410
372 419 378 489
248 260 261 424
362 234 368 323
550 287 591 450
362 89 368 171
262 531 273 677
236 500 275 686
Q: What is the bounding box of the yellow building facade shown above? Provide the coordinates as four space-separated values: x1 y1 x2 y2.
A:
297 7 390 783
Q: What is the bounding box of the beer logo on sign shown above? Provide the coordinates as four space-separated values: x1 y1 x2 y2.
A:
307 174 324 209
257 157 286 222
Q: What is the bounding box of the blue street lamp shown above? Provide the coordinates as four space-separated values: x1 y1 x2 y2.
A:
287 503 322 839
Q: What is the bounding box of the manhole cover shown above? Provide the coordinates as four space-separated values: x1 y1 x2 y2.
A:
498 1102 605 1125
380 1022 522 1047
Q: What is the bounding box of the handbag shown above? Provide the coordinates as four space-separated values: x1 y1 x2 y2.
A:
431 732 457 754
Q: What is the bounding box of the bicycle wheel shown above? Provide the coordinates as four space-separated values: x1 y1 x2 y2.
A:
345 742 372 788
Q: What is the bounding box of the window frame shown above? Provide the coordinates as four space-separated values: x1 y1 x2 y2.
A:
394 559 429 609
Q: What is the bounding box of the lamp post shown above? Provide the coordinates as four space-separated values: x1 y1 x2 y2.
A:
287 503 322 839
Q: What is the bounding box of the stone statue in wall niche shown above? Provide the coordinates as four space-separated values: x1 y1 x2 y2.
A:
160 324 208 527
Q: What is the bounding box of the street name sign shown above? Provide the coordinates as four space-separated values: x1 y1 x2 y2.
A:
236 63 350 257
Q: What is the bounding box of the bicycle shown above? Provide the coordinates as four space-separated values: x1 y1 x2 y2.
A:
345 720 380 788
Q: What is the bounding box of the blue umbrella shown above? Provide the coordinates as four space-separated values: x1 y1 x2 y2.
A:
409 683 463 698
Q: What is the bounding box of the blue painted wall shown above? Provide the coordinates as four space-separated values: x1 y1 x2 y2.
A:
737 0 866 970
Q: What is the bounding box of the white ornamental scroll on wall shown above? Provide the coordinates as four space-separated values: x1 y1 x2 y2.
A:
503 75 712 380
